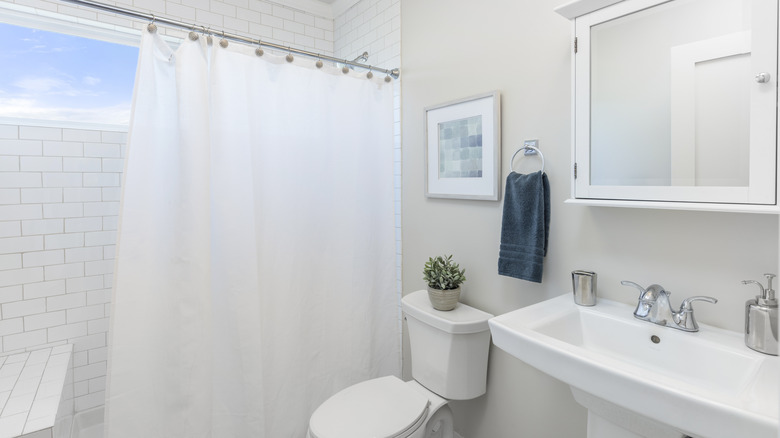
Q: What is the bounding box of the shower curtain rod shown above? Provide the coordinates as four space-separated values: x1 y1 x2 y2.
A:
58 0 400 79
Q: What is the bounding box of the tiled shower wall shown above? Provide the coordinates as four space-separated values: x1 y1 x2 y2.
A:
0 0 401 415
0 123 122 413
332 0 402 358
6 0 336 54
334 0 400 69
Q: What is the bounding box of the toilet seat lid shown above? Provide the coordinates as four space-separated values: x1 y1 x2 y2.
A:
309 376 430 438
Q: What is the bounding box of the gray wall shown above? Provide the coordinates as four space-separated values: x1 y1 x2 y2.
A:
400 0 779 437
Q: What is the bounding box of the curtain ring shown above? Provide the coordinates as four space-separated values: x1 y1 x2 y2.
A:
366 67 373 80
341 60 350 74
315 54 323 69
147 15 157 33
219 30 229 48
204 26 213 45
285 47 294 63
255 40 264 57
188 24 199 41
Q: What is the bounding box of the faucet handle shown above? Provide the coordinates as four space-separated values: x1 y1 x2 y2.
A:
679 296 718 312
621 281 668 300
620 281 645 297
676 296 717 332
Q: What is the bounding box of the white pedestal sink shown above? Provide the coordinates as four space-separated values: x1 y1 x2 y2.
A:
488 294 779 438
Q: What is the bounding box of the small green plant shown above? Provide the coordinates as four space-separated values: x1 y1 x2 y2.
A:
423 255 466 290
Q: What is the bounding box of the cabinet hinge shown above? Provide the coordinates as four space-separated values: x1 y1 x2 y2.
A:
574 37 578 53
574 163 578 179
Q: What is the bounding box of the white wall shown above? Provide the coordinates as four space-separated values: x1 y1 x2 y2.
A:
400 0 778 437
0 0 400 416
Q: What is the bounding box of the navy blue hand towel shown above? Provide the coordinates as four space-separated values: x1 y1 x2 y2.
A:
498 171 550 283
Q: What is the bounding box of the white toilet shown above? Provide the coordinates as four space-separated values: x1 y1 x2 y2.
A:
307 289 494 438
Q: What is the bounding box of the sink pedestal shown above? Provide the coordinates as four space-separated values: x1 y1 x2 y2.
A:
588 413 645 438
571 388 688 438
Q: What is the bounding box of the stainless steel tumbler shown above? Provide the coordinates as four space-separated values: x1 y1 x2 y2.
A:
572 270 597 306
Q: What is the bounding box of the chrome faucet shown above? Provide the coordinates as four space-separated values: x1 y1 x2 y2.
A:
620 281 718 332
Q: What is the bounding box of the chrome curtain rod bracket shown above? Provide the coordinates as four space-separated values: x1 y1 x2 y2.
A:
56 0 401 79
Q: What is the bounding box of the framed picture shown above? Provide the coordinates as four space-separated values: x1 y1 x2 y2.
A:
424 91 501 200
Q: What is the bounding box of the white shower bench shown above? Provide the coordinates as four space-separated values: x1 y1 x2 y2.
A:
0 345 74 438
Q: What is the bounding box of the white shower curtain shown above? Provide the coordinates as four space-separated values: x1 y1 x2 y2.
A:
105 30 399 437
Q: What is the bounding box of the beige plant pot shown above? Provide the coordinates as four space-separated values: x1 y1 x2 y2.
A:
427 286 461 311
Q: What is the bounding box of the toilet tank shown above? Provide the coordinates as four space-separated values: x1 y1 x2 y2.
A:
401 290 494 400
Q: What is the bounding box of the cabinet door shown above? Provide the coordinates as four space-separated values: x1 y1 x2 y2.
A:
574 0 777 205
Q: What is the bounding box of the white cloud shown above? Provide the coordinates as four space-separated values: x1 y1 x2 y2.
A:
13 77 70 93
12 76 98 97
82 76 101 86
12 44 71 55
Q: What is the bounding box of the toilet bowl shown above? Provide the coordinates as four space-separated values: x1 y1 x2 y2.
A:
307 290 493 438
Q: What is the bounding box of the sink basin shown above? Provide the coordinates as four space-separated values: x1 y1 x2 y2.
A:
488 294 779 438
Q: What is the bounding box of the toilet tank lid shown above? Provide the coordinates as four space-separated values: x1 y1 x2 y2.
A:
402 290 494 334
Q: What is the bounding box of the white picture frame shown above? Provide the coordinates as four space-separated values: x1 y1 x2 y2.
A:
424 91 501 201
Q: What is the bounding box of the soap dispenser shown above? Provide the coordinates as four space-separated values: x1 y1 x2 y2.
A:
742 274 778 356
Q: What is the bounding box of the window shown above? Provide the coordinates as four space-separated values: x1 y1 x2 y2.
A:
0 20 138 126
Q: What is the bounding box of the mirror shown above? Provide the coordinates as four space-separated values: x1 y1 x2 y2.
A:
568 0 777 207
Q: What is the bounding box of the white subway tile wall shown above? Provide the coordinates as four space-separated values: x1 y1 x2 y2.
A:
333 0 402 351
0 0 401 415
5 0 336 54
0 124 119 414
334 0 400 70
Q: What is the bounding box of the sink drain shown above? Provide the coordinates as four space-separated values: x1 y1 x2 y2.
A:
650 335 661 344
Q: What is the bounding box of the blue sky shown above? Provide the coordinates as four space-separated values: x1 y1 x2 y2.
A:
0 22 138 124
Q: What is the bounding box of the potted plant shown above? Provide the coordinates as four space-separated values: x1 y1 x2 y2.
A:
423 254 466 311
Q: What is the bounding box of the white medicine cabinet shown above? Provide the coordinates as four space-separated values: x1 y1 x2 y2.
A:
556 0 779 213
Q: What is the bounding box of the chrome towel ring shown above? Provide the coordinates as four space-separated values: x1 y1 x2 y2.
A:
510 145 545 173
